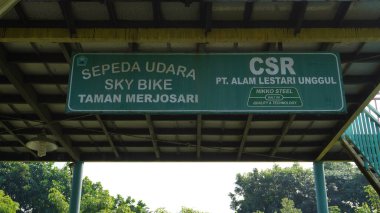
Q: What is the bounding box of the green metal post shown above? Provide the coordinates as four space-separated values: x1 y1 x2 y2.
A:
313 162 329 213
69 161 84 213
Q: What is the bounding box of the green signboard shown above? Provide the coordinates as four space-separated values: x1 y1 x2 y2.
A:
66 53 345 113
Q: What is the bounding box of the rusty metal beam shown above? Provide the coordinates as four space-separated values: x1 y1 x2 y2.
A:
152 0 163 24
58 0 76 36
237 114 253 160
200 1 212 33
342 42 365 75
146 114 160 159
0 0 20 18
243 2 253 23
14 3 27 24
105 0 117 25
196 114 202 160
270 114 296 156
95 115 120 158
290 1 308 35
59 43 73 63
333 2 351 27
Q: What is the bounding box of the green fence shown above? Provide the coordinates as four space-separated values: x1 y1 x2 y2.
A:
344 105 380 175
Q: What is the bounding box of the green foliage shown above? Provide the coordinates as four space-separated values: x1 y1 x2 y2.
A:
0 190 19 213
229 163 315 213
115 204 133 213
0 162 71 212
180 206 208 213
114 195 133 213
354 203 371 213
154 207 170 213
328 206 341 213
0 162 31 210
364 185 380 210
153 207 208 213
48 187 69 213
80 177 115 213
230 162 371 213
324 162 369 212
0 162 148 213
355 185 380 212
80 178 149 213
280 198 302 213
113 194 148 213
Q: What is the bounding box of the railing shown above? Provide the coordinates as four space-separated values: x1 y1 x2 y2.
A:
344 104 380 176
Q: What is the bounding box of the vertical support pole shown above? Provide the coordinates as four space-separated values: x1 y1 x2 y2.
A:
313 162 329 213
69 161 84 213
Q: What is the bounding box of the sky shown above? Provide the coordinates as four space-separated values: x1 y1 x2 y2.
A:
80 162 313 213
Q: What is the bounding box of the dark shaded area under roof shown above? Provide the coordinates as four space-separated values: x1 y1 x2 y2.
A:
1 0 380 162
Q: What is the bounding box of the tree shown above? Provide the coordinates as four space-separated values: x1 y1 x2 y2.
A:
80 177 149 213
48 187 69 213
230 162 371 213
80 177 115 213
180 206 208 213
354 185 380 212
0 190 19 213
0 162 31 210
0 162 149 213
154 207 170 213
229 164 315 213
364 185 380 210
113 194 148 213
324 162 369 212
280 198 302 213
0 162 71 212
114 195 133 213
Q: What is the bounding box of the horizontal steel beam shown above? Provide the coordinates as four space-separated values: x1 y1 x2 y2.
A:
6 53 380 64
0 140 328 148
1 28 380 43
0 151 350 162
0 127 336 135
0 112 350 122
1 20 380 29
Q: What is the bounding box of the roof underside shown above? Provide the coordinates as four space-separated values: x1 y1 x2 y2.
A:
1 0 380 162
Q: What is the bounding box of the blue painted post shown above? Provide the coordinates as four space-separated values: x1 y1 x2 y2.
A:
313 162 329 213
69 161 84 213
